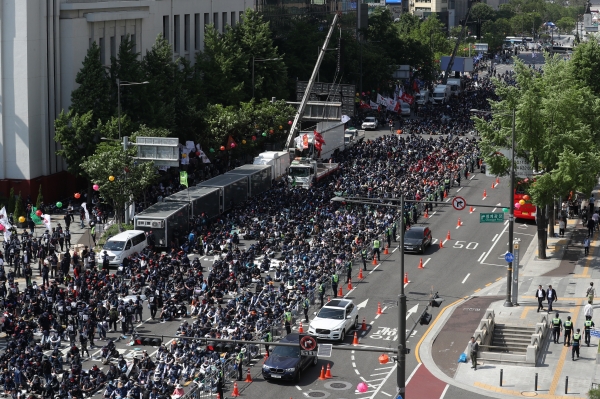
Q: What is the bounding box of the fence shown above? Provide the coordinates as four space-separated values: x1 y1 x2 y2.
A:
179 356 237 399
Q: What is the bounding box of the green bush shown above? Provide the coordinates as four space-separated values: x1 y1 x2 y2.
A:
13 191 24 222
97 223 133 249
589 388 600 399
7 188 15 214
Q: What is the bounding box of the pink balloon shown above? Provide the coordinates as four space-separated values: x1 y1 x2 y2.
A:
0 224 4 231
230 143 236 148
93 184 99 191
357 382 368 393
515 202 521 209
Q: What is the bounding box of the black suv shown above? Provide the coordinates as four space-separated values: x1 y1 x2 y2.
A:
403 226 433 254
261 333 318 382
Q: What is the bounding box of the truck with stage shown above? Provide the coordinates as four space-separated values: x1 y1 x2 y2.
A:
287 157 340 188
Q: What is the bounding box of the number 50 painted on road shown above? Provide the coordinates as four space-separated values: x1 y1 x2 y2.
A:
453 241 479 250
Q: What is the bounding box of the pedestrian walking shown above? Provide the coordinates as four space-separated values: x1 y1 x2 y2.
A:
587 217 595 238
587 282 595 304
572 328 582 360
551 312 562 343
585 300 594 320
558 218 566 237
547 284 557 312
563 316 573 346
469 337 479 370
584 237 590 256
535 285 546 312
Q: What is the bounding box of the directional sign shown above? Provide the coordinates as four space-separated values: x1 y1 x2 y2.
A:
299 334 317 351
452 196 466 211
591 328 600 338
480 213 504 223
301 350 318 356
504 252 514 263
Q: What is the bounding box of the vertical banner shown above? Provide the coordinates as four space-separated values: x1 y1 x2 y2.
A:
511 243 520 305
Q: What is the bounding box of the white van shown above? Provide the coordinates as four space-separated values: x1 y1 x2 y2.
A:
432 84 451 104
416 92 429 105
446 78 462 97
98 230 148 267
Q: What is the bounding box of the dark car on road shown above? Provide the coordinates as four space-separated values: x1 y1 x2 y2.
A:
262 333 318 382
403 226 432 254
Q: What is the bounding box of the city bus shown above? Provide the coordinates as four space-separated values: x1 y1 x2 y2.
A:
550 45 574 54
503 37 524 49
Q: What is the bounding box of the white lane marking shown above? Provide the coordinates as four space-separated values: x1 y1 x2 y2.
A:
457 187 463 192
392 247 398 253
470 175 475 180
344 288 356 298
295 385 302 390
445 198 450 203
432 238 438 244
423 258 431 267
482 196 486 200
439 384 450 399
470 207 475 213
374 306 388 319
135 316 153 328
492 207 497 213
351 355 355 361
369 372 390 376
374 366 394 371
431 211 437 217
477 252 486 262
462 273 471 284
480 221 510 264
355 369 361 375
352 362 357 368
442 239 448 245
492 234 498 241
381 392 393 397
369 264 381 275
405 363 421 385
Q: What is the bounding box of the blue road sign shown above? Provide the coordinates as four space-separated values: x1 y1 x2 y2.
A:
591 329 600 338
504 252 514 263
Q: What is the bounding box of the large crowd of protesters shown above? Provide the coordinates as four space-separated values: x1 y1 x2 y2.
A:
0 73 494 399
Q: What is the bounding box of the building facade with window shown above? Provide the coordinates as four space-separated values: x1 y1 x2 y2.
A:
0 0 252 200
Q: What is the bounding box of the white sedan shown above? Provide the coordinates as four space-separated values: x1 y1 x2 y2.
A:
361 117 378 130
308 299 359 342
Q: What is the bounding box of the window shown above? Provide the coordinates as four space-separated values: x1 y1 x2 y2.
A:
131 34 136 54
239 11 244 22
132 233 146 247
213 12 218 31
204 13 209 31
163 15 169 40
125 240 131 250
184 14 190 52
222 12 227 30
231 12 236 28
99 37 105 65
194 14 200 50
174 15 180 53
110 36 116 59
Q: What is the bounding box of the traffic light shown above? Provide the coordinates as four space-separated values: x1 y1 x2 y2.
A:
430 293 443 308
420 312 432 325
133 336 162 346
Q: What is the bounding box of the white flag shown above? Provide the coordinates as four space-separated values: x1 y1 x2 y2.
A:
81 202 90 222
42 214 51 231
0 207 11 230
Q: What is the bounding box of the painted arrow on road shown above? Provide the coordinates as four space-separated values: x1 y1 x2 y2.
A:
357 299 369 310
406 304 419 320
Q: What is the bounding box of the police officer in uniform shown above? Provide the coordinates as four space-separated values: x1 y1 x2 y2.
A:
361 249 368 271
303 297 310 323
584 316 595 346
372 239 381 262
563 316 573 346
318 280 325 308
345 260 352 284
284 308 293 335
236 348 245 381
264 330 272 357
386 226 392 249
572 328 582 360
552 313 562 343
392 222 397 241
331 272 339 298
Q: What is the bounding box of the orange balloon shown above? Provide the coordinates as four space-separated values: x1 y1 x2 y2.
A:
74 193 81 199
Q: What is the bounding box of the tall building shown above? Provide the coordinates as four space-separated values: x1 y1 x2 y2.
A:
0 0 251 201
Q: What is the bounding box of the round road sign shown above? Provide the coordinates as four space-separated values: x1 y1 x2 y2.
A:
452 196 466 211
504 252 514 263
299 335 317 351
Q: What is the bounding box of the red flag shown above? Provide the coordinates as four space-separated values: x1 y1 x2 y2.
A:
360 101 371 110
313 130 326 145
412 80 420 94
401 93 414 105
315 140 323 151
394 102 400 113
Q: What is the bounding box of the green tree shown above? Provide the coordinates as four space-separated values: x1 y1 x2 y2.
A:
474 56 600 259
571 39 600 96
110 34 145 127
556 16 576 34
36 185 43 210
13 192 24 222
54 110 99 179
81 143 158 224
70 42 112 122
470 3 496 22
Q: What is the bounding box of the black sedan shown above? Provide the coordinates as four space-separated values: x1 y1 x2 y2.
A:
261 333 318 382
403 226 432 254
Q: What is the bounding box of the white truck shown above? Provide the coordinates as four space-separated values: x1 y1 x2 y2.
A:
288 157 340 188
432 84 451 104
416 91 429 105
344 128 365 148
446 78 463 97
296 121 346 161
253 151 290 180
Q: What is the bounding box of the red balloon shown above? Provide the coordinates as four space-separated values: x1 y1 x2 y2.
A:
196 151 200 156
220 146 225 151
35 210 42 217
288 121 292 125
252 136 257 141
74 193 81 199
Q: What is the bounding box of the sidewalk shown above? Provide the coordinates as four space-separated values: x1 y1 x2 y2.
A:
419 215 600 398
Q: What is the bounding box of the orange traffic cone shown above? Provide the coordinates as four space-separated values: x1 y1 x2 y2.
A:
469 206 474 213
325 363 333 378
376 302 383 315
362 318 367 330
443 191 448 198
491 182 495 189
404 273 409 284
318 365 327 380
245 368 253 382
446 231 451 240
457 218 462 227
353 332 359 345
264 351 268 360
418 258 424 269
298 322 304 333
358 268 364 279
424 209 429 218
384 246 389 255
372 257 377 265
338 285 343 297
348 278 353 290
483 189 487 198
439 240 444 248
232 382 240 397
496 177 500 184
327 295 331 303
217 394 221 399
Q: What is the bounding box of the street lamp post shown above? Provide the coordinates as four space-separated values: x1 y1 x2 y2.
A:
471 108 516 307
116 80 149 139
331 195 407 398
251 57 282 99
